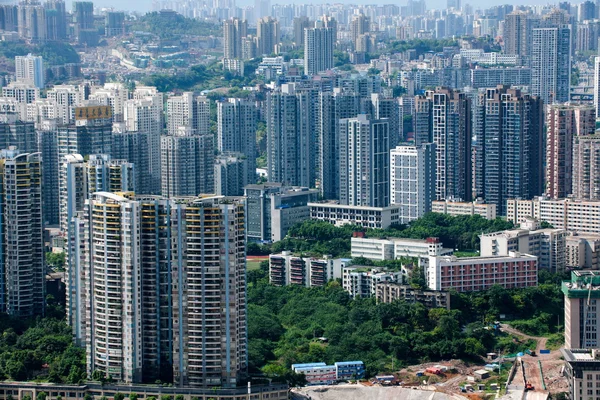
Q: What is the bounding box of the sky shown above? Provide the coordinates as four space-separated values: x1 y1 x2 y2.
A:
67 0 562 16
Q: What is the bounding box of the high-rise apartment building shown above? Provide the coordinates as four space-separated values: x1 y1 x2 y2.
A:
105 11 124 36
215 153 248 196
350 13 370 49
415 88 472 202
339 114 390 207
217 98 257 185
531 25 571 104
304 16 336 75
563 270 600 349
88 83 129 123
37 122 59 225
44 0 66 40
0 148 45 317
72 1 95 44
166 92 210 136
293 16 310 46
161 127 214 197
57 105 113 162
15 54 44 89
503 12 535 57
573 135 600 200
256 16 279 56
316 90 362 200
390 144 436 224
266 84 317 188
75 193 247 386
111 131 151 195
472 86 543 214
223 18 247 60
0 112 37 153
547 104 596 199
47 84 86 125
17 2 46 41
594 57 600 117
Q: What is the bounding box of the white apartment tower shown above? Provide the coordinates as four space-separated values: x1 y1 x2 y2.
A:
390 144 436 224
339 114 390 207
166 92 210 136
15 54 44 89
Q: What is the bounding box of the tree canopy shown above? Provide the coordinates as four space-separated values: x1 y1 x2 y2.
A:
129 12 222 38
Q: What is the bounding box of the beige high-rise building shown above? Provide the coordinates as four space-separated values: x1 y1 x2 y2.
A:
256 16 280 56
76 193 248 386
563 270 600 349
0 148 45 317
546 104 596 199
573 134 600 200
223 18 247 59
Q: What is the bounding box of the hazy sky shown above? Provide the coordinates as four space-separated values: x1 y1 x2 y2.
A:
68 0 562 15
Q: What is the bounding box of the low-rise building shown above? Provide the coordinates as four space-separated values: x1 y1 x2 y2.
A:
351 236 453 266
507 197 600 236
426 252 538 292
268 252 348 287
562 348 600 400
308 201 403 229
376 282 451 309
431 199 497 220
246 184 318 242
342 266 404 298
291 361 365 384
566 234 600 270
479 219 567 272
292 363 337 385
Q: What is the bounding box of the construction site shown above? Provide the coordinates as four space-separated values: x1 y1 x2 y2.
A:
290 324 568 400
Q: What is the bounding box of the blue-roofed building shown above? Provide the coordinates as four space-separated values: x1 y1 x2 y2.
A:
335 361 365 380
293 364 337 385
291 362 327 370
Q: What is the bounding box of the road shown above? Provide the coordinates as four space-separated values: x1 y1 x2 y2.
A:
500 324 548 353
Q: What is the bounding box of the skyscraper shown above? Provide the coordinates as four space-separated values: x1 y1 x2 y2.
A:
594 57 600 117
73 1 95 44
58 105 113 162
256 16 279 55
473 86 544 214
304 16 336 75
503 11 534 57
15 53 44 89
317 90 362 200
105 11 125 36
350 13 370 49
217 98 257 185
266 84 317 188
17 2 46 42
390 144 436 224
125 89 164 194
166 92 210 136
339 114 390 207
573 134 600 200
546 104 595 200
415 88 472 202
223 18 247 60
161 127 214 197
77 193 247 386
531 25 571 104
44 0 67 40
0 148 45 317
293 16 310 46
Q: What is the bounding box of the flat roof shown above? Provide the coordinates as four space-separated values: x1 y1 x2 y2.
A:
562 349 600 363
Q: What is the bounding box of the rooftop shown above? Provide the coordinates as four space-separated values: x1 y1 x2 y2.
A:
562 349 600 363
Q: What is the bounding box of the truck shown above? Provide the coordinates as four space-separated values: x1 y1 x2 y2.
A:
525 382 534 391
526 349 537 356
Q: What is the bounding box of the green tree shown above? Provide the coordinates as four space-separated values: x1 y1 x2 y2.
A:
129 394 138 400
36 392 47 400
114 393 125 400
